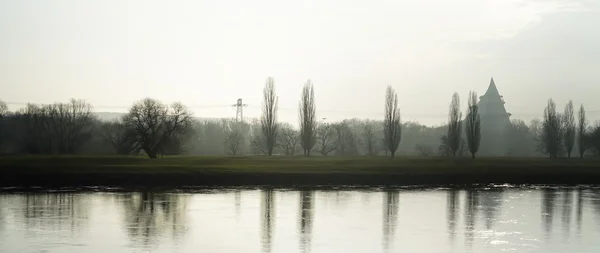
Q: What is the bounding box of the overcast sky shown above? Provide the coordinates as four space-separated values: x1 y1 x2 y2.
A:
1 0 599 126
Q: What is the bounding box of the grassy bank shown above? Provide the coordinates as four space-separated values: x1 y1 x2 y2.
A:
1 156 600 187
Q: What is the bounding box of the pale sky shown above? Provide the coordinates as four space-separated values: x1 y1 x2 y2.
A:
1 0 599 126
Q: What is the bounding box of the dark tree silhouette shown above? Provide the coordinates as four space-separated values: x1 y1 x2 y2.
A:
447 93 462 157
123 98 193 158
261 77 278 156
361 119 379 156
277 122 298 155
465 91 481 158
577 104 587 158
98 120 138 155
299 80 316 156
541 99 563 158
563 100 575 157
316 122 336 156
383 86 402 158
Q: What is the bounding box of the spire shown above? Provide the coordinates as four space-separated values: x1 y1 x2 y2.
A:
483 77 500 98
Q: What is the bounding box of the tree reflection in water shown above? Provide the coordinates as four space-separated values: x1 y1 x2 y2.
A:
118 192 188 249
261 189 275 253
541 188 557 238
446 189 459 242
382 189 399 253
18 193 89 238
299 191 314 253
464 189 479 248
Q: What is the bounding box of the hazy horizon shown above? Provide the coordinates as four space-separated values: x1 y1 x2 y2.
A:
2 0 600 126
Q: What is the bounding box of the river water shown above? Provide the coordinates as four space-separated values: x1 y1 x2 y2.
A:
1 186 600 253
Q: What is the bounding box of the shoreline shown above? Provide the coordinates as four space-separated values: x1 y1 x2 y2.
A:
1 156 600 188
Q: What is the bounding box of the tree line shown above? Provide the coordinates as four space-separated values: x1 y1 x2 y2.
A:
1 79 599 158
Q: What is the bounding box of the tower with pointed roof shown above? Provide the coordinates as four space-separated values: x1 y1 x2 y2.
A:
477 78 511 156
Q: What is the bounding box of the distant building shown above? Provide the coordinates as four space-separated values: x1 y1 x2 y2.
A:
477 78 511 156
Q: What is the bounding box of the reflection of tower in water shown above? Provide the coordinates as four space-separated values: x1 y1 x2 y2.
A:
382 190 399 253
299 191 314 253
261 189 275 253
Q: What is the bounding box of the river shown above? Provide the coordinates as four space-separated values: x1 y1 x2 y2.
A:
1 185 600 252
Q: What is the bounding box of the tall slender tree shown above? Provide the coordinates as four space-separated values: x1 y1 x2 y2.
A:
383 86 402 158
260 77 278 156
563 100 576 157
447 93 462 157
465 91 481 158
299 80 316 156
542 99 562 158
577 104 587 159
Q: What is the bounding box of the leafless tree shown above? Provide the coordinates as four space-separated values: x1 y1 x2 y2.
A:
98 120 139 155
299 80 316 156
577 104 587 159
383 86 402 158
0 100 8 146
333 122 357 156
541 99 563 158
438 135 452 157
47 99 96 154
361 119 379 156
277 122 298 155
223 119 244 156
447 93 462 157
316 122 336 156
415 144 434 156
0 100 7 118
123 98 193 158
250 119 268 155
261 77 278 156
465 91 481 158
563 100 576 157
13 104 52 153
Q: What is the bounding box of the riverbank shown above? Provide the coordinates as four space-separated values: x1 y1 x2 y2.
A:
1 156 600 188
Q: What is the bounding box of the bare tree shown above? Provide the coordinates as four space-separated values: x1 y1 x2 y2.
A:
383 86 402 158
250 119 268 155
98 120 139 155
361 119 378 156
438 135 452 157
447 93 462 157
415 144 434 156
563 100 576 157
277 122 298 155
316 122 336 156
333 121 357 156
465 91 481 158
0 100 8 146
123 98 193 158
578 104 587 159
299 80 316 156
223 119 244 156
0 100 7 118
541 99 563 158
49 99 96 154
261 77 278 156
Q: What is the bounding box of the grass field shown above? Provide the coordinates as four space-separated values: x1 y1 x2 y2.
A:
1 155 600 187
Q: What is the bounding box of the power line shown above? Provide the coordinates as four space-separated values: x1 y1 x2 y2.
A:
5 101 600 119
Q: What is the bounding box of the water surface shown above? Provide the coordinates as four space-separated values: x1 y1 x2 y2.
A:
1 186 600 252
